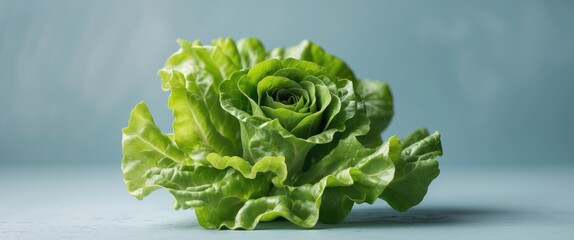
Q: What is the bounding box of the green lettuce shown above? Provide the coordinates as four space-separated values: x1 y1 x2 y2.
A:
121 38 443 229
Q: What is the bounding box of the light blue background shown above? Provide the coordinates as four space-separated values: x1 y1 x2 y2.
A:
1 0 573 166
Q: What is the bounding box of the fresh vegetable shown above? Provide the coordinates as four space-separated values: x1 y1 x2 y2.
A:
121 38 442 229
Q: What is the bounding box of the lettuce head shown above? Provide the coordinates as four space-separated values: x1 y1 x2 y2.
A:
121 38 443 229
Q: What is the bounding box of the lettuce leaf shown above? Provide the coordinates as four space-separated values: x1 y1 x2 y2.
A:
380 129 442 211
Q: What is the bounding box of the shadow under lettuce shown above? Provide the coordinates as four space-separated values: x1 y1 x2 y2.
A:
161 205 517 230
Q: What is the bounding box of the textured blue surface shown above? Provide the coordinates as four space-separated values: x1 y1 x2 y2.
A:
1 0 573 166
1 164 573 239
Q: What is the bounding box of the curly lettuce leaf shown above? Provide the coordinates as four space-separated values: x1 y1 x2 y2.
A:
380 129 442 212
163 69 239 155
303 135 399 224
121 102 272 229
160 38 252 153
121 102 196 197
269 40 357 81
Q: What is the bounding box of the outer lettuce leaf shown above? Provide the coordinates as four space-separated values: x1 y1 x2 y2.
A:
380 129 442 211
355 79 394 147
121 102 271 229
212 38 242 68
163 69 236 155
129 161 273 229
160 38 248 153
268 40 357 81
198 135 397 229
206 154 288 187
237 38 267 69
302 135 399 224
121 102 196 197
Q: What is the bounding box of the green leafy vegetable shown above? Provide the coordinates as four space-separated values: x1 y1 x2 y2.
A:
121 38 443 229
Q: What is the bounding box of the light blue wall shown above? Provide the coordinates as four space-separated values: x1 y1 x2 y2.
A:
1 0 572 165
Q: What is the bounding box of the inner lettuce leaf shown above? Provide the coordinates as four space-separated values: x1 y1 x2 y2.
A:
121 38 443 229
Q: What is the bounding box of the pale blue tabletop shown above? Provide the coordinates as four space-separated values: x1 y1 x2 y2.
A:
1 163 573 239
